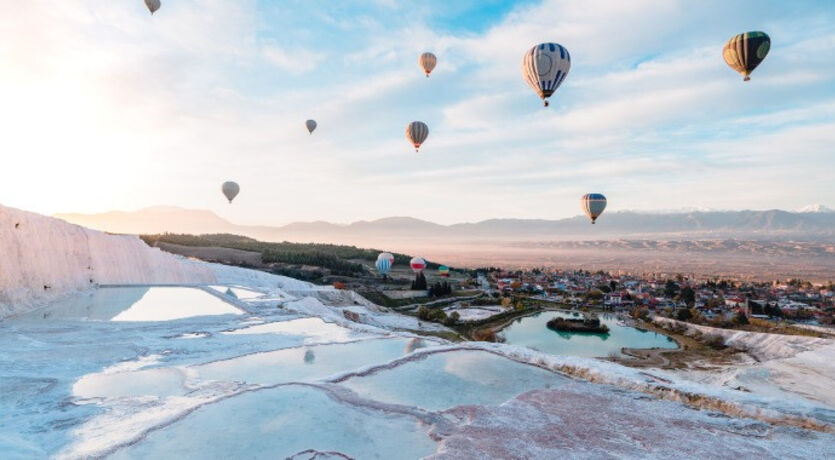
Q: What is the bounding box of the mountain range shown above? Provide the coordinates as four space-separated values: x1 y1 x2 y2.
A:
53 206 835 280
55 205 835 244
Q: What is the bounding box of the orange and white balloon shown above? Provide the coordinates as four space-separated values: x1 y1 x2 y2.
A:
419 52 437 77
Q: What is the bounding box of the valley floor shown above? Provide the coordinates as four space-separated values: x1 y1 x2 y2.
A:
2 263 835 459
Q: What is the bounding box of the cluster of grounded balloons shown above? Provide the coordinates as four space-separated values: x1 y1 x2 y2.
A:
375 252 450 278
137 5 771 223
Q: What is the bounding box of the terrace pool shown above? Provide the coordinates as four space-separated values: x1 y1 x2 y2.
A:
501 311 677 358
340 349 566 411
14 287 242 322
111 385 437 460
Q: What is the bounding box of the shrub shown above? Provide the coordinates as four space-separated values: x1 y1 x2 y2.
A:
417 305 446 323
702 334 726 350
676 308 693 321
732 312 749 326
631 307 650 321
444 311 460 327
417 306 431 320
472 328 502 342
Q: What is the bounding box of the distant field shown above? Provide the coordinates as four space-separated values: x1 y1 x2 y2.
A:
407 240 835 282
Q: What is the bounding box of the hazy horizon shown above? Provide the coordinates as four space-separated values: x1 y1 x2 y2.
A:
52 202 834 227
2 0 835 225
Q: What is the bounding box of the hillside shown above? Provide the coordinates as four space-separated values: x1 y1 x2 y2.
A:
0 205 215 318
140 233 441 283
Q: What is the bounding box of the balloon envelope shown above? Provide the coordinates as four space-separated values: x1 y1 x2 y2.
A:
144 0 160 14
581 193 607 224
521 42 571 107
406 121 429 152
375 257 392 276
723 31 770 81
419 52 437 77
222 181 240 203
438 265 450 277
410 257 426 273
378 252 395 264
305 119 317 134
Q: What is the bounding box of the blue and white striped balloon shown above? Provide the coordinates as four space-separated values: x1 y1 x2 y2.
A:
581 193 607 224
521 42 571 107
375 257 392 276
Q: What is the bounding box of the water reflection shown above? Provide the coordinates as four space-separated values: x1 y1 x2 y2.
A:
15 287 242 322
501 311 675 358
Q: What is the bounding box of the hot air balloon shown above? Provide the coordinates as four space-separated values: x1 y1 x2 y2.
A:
222 181 240 204
581 193 607 224
305 119 317 134
438 265 450 277
723 31 770 81
144 0 160 15
410 257 426 273
378 252 395 265
419 52 437 77
375 257 392 277
521 42 571 107
406 121 428 152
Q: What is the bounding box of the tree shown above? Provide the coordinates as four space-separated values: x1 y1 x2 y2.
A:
587 289 604 300
680 286 696 307
664 279 679 298
732 311 749 325
411 272 427 290
676 308 693 321
609 280 618 292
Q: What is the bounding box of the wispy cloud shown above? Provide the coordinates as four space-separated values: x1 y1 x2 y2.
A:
0 0 833 224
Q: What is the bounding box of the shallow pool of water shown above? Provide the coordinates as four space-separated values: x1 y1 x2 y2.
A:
111 385 437 460
501 311 676 358
208 285 264 300
223 316 356 343
15 287 242 322
194 337 418 385
340 349 566 411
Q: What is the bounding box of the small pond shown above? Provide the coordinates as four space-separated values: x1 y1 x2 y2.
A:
501 311 676 358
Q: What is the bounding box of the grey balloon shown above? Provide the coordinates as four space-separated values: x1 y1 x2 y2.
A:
305 119 317 134
144 0 161 14
222 181 240 204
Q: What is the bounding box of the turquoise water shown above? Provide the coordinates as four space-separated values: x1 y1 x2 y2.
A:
341 350 566 411
501 311 676 358
112 385 437 460
194 338 417 385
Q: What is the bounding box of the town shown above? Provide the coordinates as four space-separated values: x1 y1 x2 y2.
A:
456 267 835 327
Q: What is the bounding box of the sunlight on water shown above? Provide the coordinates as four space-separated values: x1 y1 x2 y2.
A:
16 287 242 322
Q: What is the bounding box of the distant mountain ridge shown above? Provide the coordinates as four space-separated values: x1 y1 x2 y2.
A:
53 206 835 244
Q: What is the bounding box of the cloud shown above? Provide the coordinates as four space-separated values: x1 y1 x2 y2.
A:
261 42 325 74
0 0 834 225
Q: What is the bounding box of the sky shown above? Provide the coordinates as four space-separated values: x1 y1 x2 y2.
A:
0 0 834 225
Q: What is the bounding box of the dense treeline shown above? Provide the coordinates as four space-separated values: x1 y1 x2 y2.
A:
140 233 434 276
